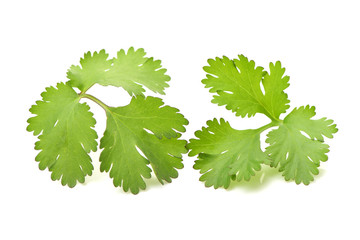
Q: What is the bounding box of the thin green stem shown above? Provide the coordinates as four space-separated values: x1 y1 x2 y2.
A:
81 83 95 95
263 112 279 123
255 121 280 133
79 93 110 112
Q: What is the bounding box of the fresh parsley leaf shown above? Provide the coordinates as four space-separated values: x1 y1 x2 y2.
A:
99 96 188 194
262 61 290 119
202 55 289 120
67 47 170 96
67 49 112 92
189 54 337 188
104 47 170 96
27 83 98 187
188 118 268 189
265 106 337 185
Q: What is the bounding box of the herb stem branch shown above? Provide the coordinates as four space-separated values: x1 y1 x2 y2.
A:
255 121 280 133
80 93 110 112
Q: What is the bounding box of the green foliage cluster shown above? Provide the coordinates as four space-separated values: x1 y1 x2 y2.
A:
27 50 337 193
188 55 337 188
27 48 188 194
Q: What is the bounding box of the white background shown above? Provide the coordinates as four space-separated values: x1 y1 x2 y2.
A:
1 0 359 239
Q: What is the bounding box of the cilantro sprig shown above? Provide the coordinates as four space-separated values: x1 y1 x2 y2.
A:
27 48 188 194
188 55 337 188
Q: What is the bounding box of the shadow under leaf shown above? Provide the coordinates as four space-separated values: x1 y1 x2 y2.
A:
227 165 281 192
143 175 164 190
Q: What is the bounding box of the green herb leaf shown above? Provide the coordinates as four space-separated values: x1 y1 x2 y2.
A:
67 50 111 92
202 55 289 120
265 106 338 185
188 118 268 189
99 96 188 194
262 61 290 119
104 47 170 96
27 83 98 187
67 47 170 96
